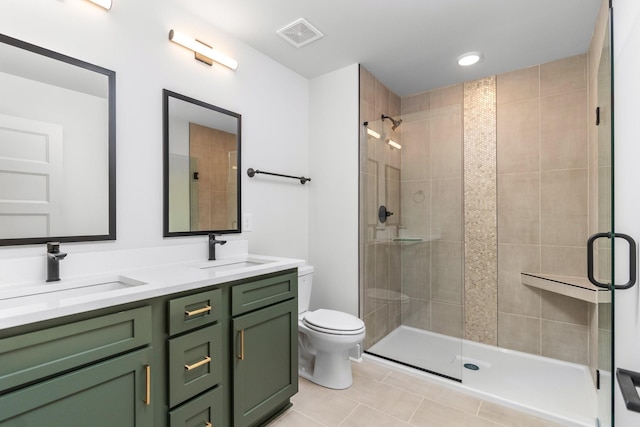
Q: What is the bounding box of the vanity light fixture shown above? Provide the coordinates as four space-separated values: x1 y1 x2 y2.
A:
88 0 112 9
457 51 482 66
168 30 238 70
388 139 402 150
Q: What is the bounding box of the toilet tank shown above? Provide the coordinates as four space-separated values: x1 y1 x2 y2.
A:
297 265 314 314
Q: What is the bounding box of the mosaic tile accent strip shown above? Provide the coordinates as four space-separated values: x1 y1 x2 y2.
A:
463 77 498 345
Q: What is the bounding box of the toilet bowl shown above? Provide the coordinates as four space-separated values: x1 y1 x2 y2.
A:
297 265 365 389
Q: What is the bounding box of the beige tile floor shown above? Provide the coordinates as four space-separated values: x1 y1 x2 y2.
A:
268 359 566 427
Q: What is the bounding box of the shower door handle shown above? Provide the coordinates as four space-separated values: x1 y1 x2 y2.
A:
587 232 637 290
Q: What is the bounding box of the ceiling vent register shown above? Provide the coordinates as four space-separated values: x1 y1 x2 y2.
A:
276 18 324 48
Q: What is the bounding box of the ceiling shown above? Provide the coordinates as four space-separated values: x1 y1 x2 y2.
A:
184 0 602 97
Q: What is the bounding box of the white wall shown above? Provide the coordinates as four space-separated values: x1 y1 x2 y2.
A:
308 64 360 316
0 0 309 283
613 0 640 425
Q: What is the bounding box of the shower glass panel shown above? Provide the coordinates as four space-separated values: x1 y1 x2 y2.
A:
595 15 613 427
361 104 465 381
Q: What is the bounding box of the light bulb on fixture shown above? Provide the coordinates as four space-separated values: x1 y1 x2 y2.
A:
388 139 401 150
169 30 238 70
367 128 381 139
88 0 112 9
457 51 482 66
363 121 381 139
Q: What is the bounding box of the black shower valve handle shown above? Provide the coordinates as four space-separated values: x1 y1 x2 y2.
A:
378 205 394 223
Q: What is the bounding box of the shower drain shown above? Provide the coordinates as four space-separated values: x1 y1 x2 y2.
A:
464 363 480 371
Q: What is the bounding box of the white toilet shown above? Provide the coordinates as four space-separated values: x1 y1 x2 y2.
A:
297 265 366 389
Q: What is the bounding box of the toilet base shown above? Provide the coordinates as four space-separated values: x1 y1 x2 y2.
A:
299 348 353 389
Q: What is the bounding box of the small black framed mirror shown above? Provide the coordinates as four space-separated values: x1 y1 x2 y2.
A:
0 33 116 245
163 89 241 237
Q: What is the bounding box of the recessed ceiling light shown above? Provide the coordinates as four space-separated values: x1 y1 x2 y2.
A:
457 52 482 66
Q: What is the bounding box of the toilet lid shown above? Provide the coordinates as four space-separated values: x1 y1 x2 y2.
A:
303 309 365 334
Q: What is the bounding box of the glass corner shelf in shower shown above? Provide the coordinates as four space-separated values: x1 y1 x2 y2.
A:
521 272 611 304
392 237 423 245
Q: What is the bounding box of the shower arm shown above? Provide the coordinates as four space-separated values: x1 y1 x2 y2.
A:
381 114 402 130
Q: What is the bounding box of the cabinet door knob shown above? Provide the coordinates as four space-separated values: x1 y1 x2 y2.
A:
184 356 212 371
205 423 212 427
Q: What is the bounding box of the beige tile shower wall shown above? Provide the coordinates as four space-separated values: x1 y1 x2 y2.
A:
496 55 590 365
463 77 498 345
189 123 235 230
359 66 403 349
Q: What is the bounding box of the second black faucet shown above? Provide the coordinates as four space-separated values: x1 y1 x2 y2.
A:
208 233 227 260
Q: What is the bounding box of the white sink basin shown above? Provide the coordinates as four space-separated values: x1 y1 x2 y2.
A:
195 257 278 276
0 275 147 318
200 260 266 271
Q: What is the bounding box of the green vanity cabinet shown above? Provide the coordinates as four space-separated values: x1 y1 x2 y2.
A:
231 271 298 427
0 268 298 427
0 306 153 427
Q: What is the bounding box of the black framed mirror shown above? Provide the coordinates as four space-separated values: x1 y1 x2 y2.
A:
0 33 116 246
163 89 241 237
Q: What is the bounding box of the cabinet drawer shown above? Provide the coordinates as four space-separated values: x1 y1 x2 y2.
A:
169 323 222 408
0 306 151 394
231 271 297 316
169 289 221 336
169 385 223 427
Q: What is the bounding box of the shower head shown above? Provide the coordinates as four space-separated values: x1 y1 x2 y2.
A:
381 114 403 131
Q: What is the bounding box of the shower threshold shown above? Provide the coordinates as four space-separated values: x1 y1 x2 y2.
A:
367 325 599 427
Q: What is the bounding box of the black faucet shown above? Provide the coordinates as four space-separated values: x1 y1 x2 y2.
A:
46 242 67 282
208 233 227 261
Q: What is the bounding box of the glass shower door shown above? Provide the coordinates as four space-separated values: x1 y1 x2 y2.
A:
360 102 464 381
594 11 613 427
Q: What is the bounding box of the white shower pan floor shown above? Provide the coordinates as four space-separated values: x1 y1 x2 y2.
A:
367 325 599 427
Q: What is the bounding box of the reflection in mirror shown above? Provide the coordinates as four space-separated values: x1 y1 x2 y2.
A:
163 89 241 237
0 34 115 245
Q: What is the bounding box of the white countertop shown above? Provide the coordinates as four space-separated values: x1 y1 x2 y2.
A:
0 254 305 330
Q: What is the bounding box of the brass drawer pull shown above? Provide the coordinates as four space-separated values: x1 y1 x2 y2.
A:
238 329 245 360
144 364 151 405
185 305 212 317
185 356 212 371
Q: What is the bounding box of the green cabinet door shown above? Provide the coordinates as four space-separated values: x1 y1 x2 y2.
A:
0 347 154 427
232 299 298 427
